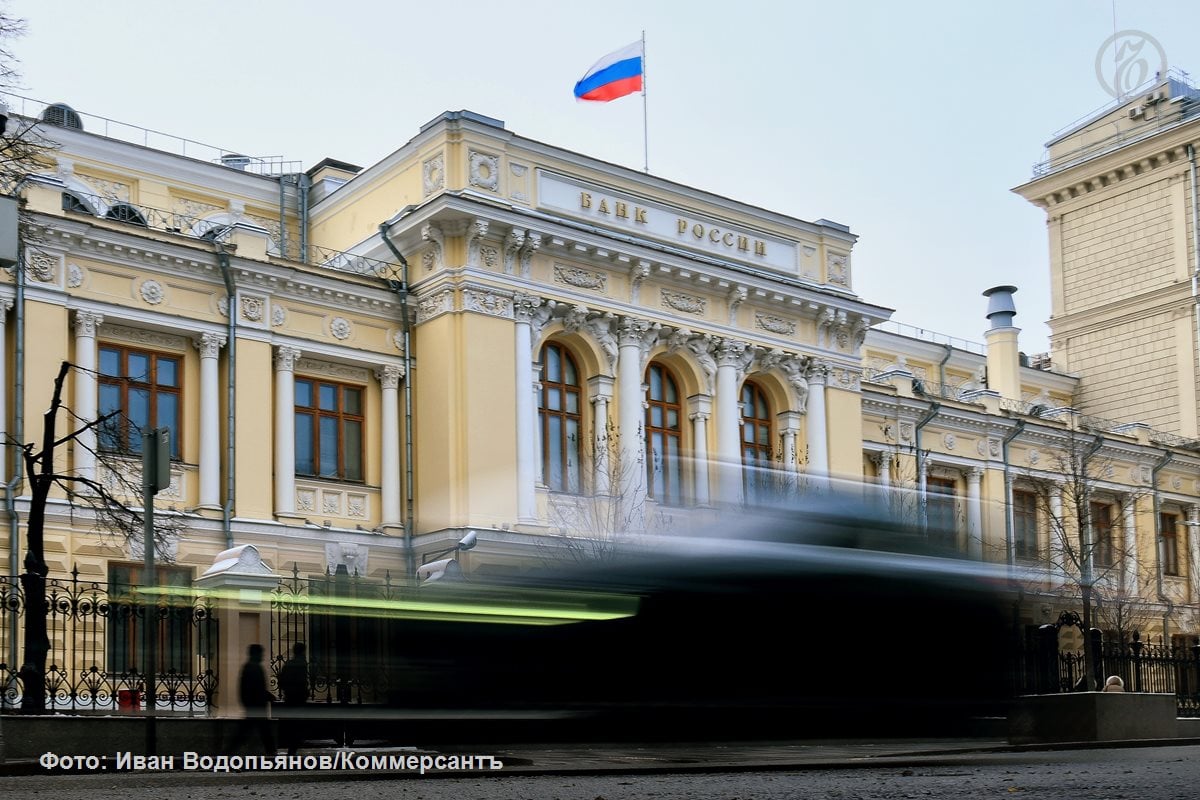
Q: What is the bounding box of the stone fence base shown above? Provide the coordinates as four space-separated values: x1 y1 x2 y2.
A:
1009 693 1180 744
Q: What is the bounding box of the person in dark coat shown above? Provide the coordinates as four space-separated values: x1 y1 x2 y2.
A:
227 643 275 755
278 642 309 755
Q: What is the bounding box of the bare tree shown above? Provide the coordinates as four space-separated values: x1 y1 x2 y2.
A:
542 421 673 565
1018 426 1150 690
0 10 53 195
14 361 182 713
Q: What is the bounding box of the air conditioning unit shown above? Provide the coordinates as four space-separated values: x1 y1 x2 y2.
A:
1129 105 1146 119
1147 89 1166 104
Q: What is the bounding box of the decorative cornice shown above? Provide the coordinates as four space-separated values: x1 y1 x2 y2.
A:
296 357 371 384
461 286 514 319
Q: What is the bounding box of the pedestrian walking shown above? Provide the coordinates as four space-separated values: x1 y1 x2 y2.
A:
226 643 275 756
279 642 309 755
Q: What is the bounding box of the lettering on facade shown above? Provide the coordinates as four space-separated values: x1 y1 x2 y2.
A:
675 218 767 257
580 192 648 224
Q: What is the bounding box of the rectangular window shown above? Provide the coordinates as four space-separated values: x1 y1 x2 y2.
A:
1091 502 1115 569
1161 512 1181 576
98 344 182 458
1013 489 1038 561
107 564 194 676
295 378 364 481
926 476 958 550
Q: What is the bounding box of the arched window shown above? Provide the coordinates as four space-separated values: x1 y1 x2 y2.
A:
741 380 773 501
106 202 148 227
645 362 683 505
539 342 582 493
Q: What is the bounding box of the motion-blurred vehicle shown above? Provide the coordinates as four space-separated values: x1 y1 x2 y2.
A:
392 486 1015 741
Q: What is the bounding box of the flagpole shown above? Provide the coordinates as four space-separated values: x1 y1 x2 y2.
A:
641 30 649 173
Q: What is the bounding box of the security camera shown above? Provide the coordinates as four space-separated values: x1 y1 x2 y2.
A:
457 531 477 552
416 557 454 583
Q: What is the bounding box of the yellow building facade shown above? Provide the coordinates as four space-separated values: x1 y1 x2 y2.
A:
0 95 1197 706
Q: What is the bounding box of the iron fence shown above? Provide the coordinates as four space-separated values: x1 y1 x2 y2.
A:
0 569 217 714
1014 625 1200 717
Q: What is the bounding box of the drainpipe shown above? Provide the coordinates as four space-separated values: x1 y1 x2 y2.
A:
5 220 25 675
1151 450 1174 641
937 344 952 399
215 243 237 549
1189 145 1200 413
278 176 288 259
914 401 940 534
1002 420 1026 565
299 175 311 264
378 219 416 579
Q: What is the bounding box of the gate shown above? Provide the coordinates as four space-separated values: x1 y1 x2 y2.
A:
270 565 405 705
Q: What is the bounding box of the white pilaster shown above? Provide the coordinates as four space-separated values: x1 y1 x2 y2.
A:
617 317 652 525
195 332 226 508
274 345 301 516
589 375 614 496
513 294 542 523
778 411 802 473
1049 484 1065 587
805 363 829 477
73 310 103 485
376 365 403 527
688 394 712 507
1123 495 1139 594
966 466 984 560
715 339 747 507
872 451 892 487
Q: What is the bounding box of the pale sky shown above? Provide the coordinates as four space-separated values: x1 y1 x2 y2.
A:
8 0 1200 356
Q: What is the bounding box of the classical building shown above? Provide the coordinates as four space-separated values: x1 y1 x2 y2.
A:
0 94 1196 710
1014 69 1200 439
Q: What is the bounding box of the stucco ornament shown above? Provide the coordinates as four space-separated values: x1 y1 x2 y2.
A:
422 154 444 196
241 296 265 322
330 317 352 340
468 151 500 191
67 263 84 288
140 279 165 305
272 305 287 327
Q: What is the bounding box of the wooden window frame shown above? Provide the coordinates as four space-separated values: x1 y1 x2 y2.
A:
645 362 684 506
539 341 584 494
294 377 365 482
741 380 773 498
98 343 182 459
1012 488 1039 561
1161 511 1181 577
107 563 194 676
1091 501 1115 570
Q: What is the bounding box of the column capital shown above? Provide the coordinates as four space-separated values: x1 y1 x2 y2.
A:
512 292 544 323
588 374 615 400
686 392 712 418
375 364 404 389
194 331 227 359
808 360 830 387
274 345 302 372
73 309 104 338
966 465 985 483
871 451 891 469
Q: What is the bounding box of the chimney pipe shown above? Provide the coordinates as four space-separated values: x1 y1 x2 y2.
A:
983 285 1022 401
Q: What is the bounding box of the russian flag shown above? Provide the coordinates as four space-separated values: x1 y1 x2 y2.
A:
573 41 644 102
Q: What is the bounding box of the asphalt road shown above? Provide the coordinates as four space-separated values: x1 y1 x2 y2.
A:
3 743 1198 800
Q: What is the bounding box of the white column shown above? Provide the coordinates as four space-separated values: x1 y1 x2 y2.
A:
778 411 801 473
274 345 302 516
966 466 984 561
73 310 104 485
805 364 829 477
715 339 747 507
873 451 892 487
513 294 540 523
0 299 10 484
688 395 712 507
195 332 226 508
1049 484 1065 587
617 317 651 524
1188 505 1200 603
376 365 403 527
589 376 614 496
1122 495 1139 594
